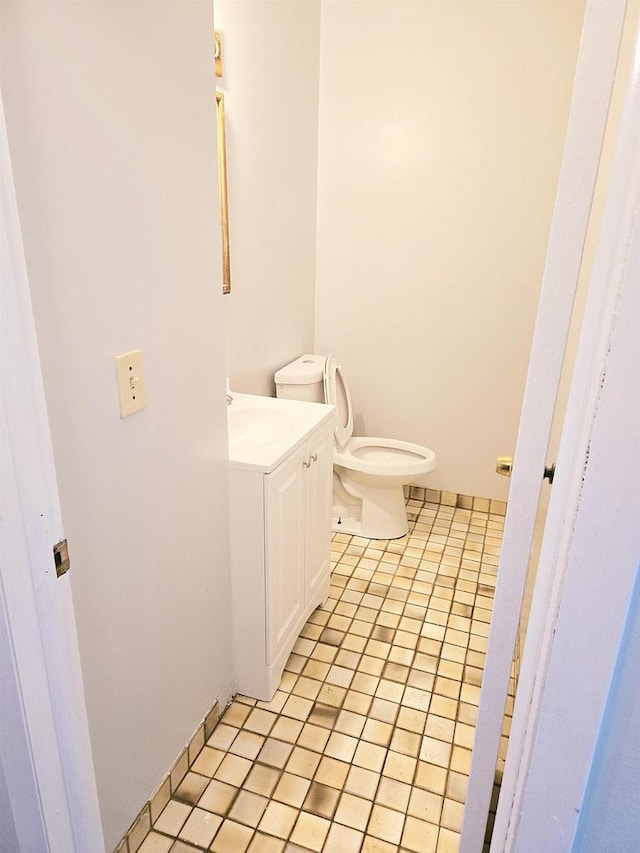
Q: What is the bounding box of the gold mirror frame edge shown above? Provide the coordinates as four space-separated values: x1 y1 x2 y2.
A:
216 89 231 295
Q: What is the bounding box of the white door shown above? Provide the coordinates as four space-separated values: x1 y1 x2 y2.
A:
460 2 628 849
0 96 104 851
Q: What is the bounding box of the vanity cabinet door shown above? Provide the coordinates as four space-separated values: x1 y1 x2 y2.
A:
264 444 306 666
304 428 333 605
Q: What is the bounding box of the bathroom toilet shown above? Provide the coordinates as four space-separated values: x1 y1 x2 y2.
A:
275 354 437 539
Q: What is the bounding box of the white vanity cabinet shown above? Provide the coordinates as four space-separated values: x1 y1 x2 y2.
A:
228 396 334 701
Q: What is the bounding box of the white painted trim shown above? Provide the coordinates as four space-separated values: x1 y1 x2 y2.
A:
494 7 640 848
460 2 627 850
0 95 104 851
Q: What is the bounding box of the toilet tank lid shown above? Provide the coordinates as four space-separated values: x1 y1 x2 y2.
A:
274 354 326 385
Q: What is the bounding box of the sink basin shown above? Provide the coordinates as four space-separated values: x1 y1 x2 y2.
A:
227 393 335 472
228 405 294 450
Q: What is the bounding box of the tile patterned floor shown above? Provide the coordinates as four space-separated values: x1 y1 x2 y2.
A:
138 497 506 853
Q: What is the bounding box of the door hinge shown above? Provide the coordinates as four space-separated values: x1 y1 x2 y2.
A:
53 539 71 578
543 464 556 484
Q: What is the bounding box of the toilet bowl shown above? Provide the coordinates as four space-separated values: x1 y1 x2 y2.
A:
275 354 437 539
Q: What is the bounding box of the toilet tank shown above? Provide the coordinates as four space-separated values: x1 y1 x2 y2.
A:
274 354 326 403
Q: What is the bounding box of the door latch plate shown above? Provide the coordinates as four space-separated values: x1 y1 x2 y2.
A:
53 540 70 578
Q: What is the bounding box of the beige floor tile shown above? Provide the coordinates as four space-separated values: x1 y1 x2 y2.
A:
302 781 340 819
281 695 314 721
162 841 198 853
368 803 406 845
342 690 373 715
290 811 331 852
408 787 443 824
420 736 452 768
153 800 191 836
191 746 225 778
426 714 456 743
177 806 221 848
389 728 421 757
446 771 469 804
247 831 285 852
297 722 330 753
375 777 411 812
197 779 237 816
414 761 448 796
324 731 359 763
221 702 252 728
402 815 439 853
333 791 373 831
308 703 340 729
136 832 173 853
257 801 299 839
272 772 311 809
210 818 253 852
314 756 350 789
344 765 380 800
437 826 462 852
256 689 289 714
269 717 304 745
362 833 401 852
395 707 427 734
291 678 320 701
244 708 278 735
369 697 400 724
450 746 473 775
335 709 367 738
382 750 417 784
362 718 394 747
208 724 239 751
285 746 322 779
257 738 294 769
454 721 475 750
172 771 209 806
244 764 280 798
441 797 465 832
228 790 269 827
352 739 387 773
230 730 266 761
324 822 364 852
214 753 253 787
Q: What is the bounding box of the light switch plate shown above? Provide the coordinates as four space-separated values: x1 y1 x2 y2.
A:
115 349 147 417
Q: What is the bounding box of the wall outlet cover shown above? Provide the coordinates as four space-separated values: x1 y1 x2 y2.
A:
115 349 147 418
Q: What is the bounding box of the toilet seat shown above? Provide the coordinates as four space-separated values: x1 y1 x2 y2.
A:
323 355 436 478
334 436 437 479
323 355 353 449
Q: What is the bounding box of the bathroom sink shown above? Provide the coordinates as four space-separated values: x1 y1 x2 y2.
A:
227 405 294 450
227 393 335 472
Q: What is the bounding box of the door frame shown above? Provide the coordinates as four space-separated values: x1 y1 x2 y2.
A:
0 96 104 851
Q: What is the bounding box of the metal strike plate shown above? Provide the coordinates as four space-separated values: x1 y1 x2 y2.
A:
496 456 513 477
53 539 70 578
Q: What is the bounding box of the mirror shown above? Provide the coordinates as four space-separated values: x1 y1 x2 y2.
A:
216 89 231 295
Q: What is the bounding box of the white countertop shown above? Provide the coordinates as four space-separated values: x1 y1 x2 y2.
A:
227 393 335 473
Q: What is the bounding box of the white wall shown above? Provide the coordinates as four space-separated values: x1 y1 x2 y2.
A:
218 0 321 396
1 2 234 849
315 0 584 499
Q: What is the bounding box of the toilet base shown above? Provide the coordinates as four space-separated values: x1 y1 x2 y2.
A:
331 479 409 540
